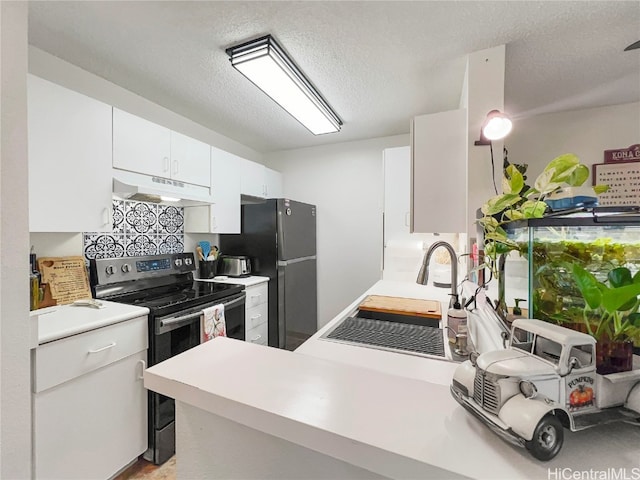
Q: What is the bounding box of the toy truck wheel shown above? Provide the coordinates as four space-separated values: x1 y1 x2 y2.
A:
525 414 564 461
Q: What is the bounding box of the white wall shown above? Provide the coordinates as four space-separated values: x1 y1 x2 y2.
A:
265 134 409 328
507 102 640 180
0 2 32 477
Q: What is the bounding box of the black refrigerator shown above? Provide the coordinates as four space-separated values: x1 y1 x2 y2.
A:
220 199 317 350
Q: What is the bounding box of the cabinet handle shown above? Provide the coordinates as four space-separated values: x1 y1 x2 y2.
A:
88 342 116 354
102 207 112 227
250 313 262 326
138 359 147 380
250 334 262 343
163 156 170 173
173 159 179 175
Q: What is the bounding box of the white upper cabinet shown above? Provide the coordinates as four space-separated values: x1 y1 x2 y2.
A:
184 146 241 234
113 108 171 178
264 167 283 198
240 158 267 198
28 75 113 232
169 131 211 186
240 159 282 198
113 109 211 187
411 108 467 234
383 146 411 244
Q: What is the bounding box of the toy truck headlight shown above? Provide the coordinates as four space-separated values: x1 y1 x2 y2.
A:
519 380 538 399
469 351 480 366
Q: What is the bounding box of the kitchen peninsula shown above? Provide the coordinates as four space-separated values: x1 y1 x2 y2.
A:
143 280 640 479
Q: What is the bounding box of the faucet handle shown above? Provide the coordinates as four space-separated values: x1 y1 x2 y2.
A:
449 293 461 309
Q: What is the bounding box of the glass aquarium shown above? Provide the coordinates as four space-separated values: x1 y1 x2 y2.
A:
506 210 640 349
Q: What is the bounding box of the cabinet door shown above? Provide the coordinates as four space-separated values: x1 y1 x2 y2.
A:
411 109 467 234
264 167 283 198
170 131 211 187
113 108 171 178
33 350 147 480
240 158 266 198
211 147 241 233
28 75 113 232
383 146 411 244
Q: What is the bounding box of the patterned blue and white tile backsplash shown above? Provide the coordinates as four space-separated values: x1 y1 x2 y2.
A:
84 199 184 260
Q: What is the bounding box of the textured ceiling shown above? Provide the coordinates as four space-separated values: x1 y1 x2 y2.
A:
28 1 640 153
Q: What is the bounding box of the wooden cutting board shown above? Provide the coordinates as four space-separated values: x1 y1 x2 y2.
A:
358 295 441 319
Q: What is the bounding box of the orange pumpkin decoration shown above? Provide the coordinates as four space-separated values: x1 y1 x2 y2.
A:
569 385 594 406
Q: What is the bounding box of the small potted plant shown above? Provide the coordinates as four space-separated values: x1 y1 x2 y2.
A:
572 264 640 374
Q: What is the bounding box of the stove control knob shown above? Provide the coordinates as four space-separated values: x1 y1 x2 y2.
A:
121 264 131 273
105 265 116 276
185 257 192 266
175 258 183 267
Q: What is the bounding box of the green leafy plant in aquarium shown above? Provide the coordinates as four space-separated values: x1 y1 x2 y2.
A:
572 264 640 342
478 154 606 297
477 153 608 321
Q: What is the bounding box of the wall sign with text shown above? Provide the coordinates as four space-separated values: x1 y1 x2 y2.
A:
604 144 640 163
592 161 640 206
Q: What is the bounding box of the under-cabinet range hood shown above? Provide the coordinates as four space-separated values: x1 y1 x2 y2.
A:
112 169 213 205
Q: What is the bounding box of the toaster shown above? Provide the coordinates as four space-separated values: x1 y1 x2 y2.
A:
219 255 251 277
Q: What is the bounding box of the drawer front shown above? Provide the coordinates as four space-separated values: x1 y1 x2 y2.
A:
246 302 267 331
246 320 267 345
33 316 148 393
246 282 268 308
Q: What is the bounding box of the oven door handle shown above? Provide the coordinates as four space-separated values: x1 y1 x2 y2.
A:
221 294 246 310
159 312 202 329
158 293 246 330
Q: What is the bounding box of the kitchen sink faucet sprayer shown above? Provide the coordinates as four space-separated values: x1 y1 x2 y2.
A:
416 241 458 305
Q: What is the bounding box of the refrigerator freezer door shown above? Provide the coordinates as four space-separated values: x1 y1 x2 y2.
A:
278 257 317 350
277 199 316 261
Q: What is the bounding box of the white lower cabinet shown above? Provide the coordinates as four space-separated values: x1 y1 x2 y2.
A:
32 317 148 480
245 281 268 345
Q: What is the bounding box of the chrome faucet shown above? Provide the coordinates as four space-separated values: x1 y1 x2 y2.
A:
416 241 458 300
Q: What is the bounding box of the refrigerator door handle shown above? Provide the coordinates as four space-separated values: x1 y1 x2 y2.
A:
277 256 317 267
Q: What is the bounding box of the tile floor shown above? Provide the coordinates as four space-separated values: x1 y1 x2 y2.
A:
115 456 175 480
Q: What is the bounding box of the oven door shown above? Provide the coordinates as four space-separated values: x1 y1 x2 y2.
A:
146 291 246 464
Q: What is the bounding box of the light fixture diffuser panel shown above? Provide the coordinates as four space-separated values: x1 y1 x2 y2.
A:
227 35 341 135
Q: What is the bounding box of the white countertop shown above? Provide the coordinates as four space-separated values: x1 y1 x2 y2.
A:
196 275 269 287
31 301 149 345
297 280 460 384
144 279 640 479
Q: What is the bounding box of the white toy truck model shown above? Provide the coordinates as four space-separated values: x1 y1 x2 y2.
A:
451 318 640 461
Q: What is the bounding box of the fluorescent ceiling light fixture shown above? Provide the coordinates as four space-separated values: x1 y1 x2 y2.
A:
160 196 181 202
226 35 342 135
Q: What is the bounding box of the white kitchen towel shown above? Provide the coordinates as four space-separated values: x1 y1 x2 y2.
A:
201 304 226 342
